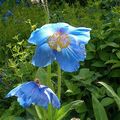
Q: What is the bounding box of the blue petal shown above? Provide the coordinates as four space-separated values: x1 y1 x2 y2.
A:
55 49 80 72
17 95 32 108
31 86 49 108
67 26 91 44
35 91 49 108
28 23 69 45
6 82 38 97
69 39 86 61
54 38 86 72
6 85 21 98
32 43 55 67
45 88 60 109
16 82 38 97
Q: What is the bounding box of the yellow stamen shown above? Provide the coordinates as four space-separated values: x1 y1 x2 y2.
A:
48 32 70 51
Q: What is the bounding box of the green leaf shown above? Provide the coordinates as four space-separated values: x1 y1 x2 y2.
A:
55 100 83 120
101 97 114 107
109 69 120 77
79 68 94 79
99 51 110 61
117 87 120 97
64 80 80 95
100 42 119 49
91 61 105 67
92 94 108 120
86 43 96 52
105 60 120 64
86 52 94 60
1 116 25 120
75 102 87 113
98 81 120 110
106 42 119 48
111 63 120 69
35 68 47 84
116 51 120 59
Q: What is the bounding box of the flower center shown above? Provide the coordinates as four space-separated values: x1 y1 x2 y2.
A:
48 32 70 51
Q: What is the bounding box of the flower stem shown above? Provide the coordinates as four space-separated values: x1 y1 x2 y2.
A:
47 65 53 89
35 106 42 120
43 0 50 24
57 64 61 99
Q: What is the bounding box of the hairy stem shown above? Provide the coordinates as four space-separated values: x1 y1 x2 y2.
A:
57 64 61 99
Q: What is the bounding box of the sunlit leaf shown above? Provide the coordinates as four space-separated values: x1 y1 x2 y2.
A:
55 100 83 120
98 81 120 110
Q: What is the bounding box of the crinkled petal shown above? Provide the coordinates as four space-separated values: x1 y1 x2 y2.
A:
32 43 55 67
16 82 38 97
28 22 69 45
6 82 39 108
68 26 91 44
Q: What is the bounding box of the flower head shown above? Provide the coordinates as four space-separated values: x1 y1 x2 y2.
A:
28 23 91 72
6 81 60 109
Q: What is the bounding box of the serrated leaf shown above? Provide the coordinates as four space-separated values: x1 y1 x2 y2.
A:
55 100 83 120
98 81 120 110
92 94 108 120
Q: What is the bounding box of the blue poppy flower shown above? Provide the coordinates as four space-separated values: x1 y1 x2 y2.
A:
6 81 60 109
28 23 91 72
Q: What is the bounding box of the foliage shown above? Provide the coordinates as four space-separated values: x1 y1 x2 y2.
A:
0 0 120 120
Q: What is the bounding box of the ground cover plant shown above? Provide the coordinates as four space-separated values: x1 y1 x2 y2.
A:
0 0 120 120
